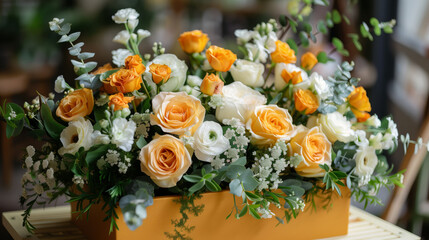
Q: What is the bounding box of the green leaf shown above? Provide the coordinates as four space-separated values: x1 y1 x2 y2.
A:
249 206 261 219
370 18 381 36
136 136 147 149
286 39 298 54
316 51 329 63
230 157 246 166
68 32 81 42
239 169 259 191
360 22 373 41
183 175 202 183
40 103 66 139
303 23 312 33
279 15 288 27
206 180 221 192
226 165 246 179
245 191 262 202
383 25 393 34
86 144 110 165
332 10 341 24
189 181 205 194
238 205 248 218
299 31 309 47
100 69 119 81
269 92 283 105
317 21 328 34
229 179 243 197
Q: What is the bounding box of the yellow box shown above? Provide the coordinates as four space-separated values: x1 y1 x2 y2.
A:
71 187 350 240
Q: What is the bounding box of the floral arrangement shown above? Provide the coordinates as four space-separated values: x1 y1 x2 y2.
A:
3 5 426 239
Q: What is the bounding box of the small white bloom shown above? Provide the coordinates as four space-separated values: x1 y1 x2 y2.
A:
111 118 136 152
34 184 44 195
127 19 139 31
112 49 133 67
235 29 254 44
33 161 40 171
208 94 224 109
386 117 399 138
58 118 94 156
92 130 110 145
230 59 265 87
193 121 230 162
112 8 139 24
46 168 54 179
25 157 33 169
42 159 49 169
113 30 130 45
187 75 203 87
366 115 381 128
26 145 36 157
54 76 68 93
245 42 268 63
354 130 369 147
369 133 383 150
97 157 106 170
137 29 151 40
308 72 332 100
354 145 378 178
211 156 225 169
37 174 46 184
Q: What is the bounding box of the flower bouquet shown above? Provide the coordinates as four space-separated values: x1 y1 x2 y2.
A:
1 4 419 240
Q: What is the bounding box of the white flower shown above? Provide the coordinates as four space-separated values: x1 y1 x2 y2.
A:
230 59 265 87
92 130 110 145
111 118 136 152
25 157 33 169
216 82 267 124
274 63 308 91
58 118 94 156
187 75 203 87
127 19 139 31
46 168 54 179
26 145 36 157
354 130 369 147
354 145 378 178
208 94 224 109
193 121 230 162
113 30 130 45
365 114 381 128
265 32 278 53
112 8 139 24
316 112 355 143
246 42 268 63
137 29 151 40
112 49 133 67
42 159 49 169
386 117 398 138
180 85 201 97
54 75 68 93
34 184 44 195
33 161 40 171
235 29 254 44
145 54 188 92
308 72 332 100
369 133 383 150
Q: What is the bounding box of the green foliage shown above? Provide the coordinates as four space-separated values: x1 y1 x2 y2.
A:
40 103 65 139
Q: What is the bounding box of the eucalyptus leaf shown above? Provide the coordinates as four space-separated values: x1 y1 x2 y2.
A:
229 179 243 197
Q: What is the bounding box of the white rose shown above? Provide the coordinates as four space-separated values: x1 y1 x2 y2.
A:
137 29 151 40
187 75 203 87
112 49 133 67
308 72 332 100
230 59 265 87
318 112 355 143
354 146 378 177
145 54 188 92
193 121 230 162
216 82 267 124
58 118 94 156
274 63 308 91
113 30 130 45
111 118 136 152
112 8 139 24
235 29 254 44
92 130 110 145
54 75 69 93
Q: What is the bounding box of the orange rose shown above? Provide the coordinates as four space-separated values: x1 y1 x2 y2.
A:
56 88 94 122
347 86 371 122
200 73 224 96
149 64 172 84
125 55 146 75
206 45 237 72
139 134 192 188
107 69 142 93
301 52 318 70
246 105 296 146
178 30 209 54
150 92 205 135
271 40 297 64
288 126 332 177
91 63 113 75
108 92 134 111
294 89 319 114
281 69 303 84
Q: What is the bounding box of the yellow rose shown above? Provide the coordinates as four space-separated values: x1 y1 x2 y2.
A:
246 105 296 146
108 92 134 111
125 55 146 75
289 126 332 177
178 30 209 54
91 63 114 75
281 69 303 85
270 40 297 64
206 45 237 72
200 73 224 96
347 86 371 122
107 69 143 93
56 88 94 122
150 92 205 135
139 134 192 188
149 63 172 84
294 89 319 114
301 52 318 70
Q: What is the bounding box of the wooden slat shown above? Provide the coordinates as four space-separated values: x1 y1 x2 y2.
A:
2 206 420 240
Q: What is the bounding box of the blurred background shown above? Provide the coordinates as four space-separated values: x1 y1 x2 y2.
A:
0 0 428 239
